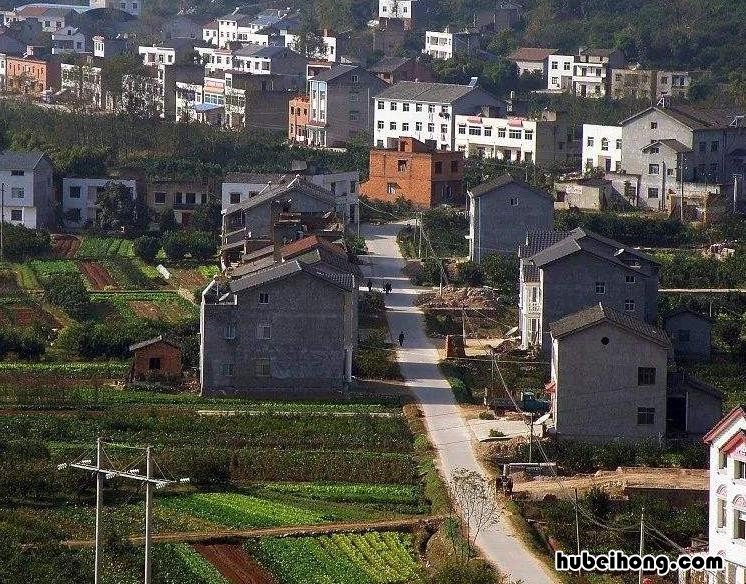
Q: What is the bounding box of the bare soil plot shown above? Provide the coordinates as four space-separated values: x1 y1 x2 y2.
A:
52 234 81 259
78 261 117 290
194 544 276 584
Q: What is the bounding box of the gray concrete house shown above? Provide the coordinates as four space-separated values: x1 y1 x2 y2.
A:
200 258 357 395
548 304 722 442
616 104 746 213
518 228 660 354
0 150 54 228
467 175 554 262
549 304 671 442
663 307 713 361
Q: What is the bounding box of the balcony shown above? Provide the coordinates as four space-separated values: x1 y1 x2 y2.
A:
524 301 541 313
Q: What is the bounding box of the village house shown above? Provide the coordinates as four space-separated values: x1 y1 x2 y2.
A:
547 303 723 442
610 67 691 101
0 150 54 228
373 79 504 151
200 253 357 394
572 48 626 98
146 178 217 228
222 164 359 224
423 27 480 61
703 406 746 584
507 47 558 78
129 336 182 381
138 38 204 67
60 56 104 108
467 175 554 262
453 107 580 166
554 177 612 211
368 56 435 85
62 177 137 227
518 228 660 353
305 64 386 148
582 124 623 172
378 0 425 29
4 54 61 94
663 307 713 361
360 137 464 207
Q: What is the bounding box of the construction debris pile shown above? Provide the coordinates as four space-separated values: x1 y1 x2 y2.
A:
415 286 499 309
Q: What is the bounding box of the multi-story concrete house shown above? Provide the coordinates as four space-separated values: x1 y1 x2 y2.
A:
360 137 464 207
547 54 574 91
423 27 480 61
582 124 623 172
610 67 691 101
147 179 217 227
571 48 625 98
222 166 360 224
467 175 553 262
369 56 434 85
548 304 672 442
518 227 660 353
373 79 503 151
51 25 87 54
60 57 104 108
282 26 348 63
4 5 79 32
288 95 309 143
200 250 357 395
0 150 54 228
90 0 141 17
61 177 137 227
703 406 746 584
554 177 612 211
202 20 218 45
663 307 713 361
4 55 61 94
160 15 208 41
139 38 203 67
306 64 386 148
507 47 557 77
454 107 580 166
213 9 289 48
378 0 424 29
92 35 131 59
617 103 746 212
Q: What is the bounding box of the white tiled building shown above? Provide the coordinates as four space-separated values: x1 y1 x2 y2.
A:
547 54 574 91
582 124 623 172
378 0 417 20
0 151 54 228
61 177 137 227
423 29 478 61
703 406 746 584
373 80 503 151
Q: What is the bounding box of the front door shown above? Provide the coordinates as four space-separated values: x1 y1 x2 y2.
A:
666 396 687 434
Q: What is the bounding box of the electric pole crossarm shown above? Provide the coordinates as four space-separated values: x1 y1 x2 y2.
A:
68 463 174 484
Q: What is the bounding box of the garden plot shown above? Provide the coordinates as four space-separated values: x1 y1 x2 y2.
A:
0 299 60 328
91 292 198 324
78 261 117 290
75 236 134 259
51 234 81 259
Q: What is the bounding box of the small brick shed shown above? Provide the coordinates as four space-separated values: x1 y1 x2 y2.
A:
128 336 182 381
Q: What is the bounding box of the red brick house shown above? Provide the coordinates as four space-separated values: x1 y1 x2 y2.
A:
129 336 182 381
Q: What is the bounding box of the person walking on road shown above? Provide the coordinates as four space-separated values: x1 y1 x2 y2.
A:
386 282 393 294
367 279 373 292
398 330 406 347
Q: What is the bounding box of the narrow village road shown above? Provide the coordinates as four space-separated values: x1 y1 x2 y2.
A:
360 221 557 584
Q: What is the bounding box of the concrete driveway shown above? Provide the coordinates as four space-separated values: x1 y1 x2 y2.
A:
360 221 556 584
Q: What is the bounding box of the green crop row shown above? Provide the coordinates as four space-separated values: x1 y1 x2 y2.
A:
28 259 79 283
256 482 420 505
0 361 128 377
253 532 423 584
75 236 134 259
100 258 158 290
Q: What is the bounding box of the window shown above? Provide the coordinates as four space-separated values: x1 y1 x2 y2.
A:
415 103 422 112
148 357 161 370
551 61 558 70
402 122 409 131
587 137 594 147
185 193 196 205
647 187 659 198
711 140 719 152
255 358 270 377
428 105 435 113
349 111 359 122
601 138 609 151
699 141 706 153
259 292 269 304
221 363 234 376
551 77 558 85
434 161 442 174
402 103 409 112
650 122 657 129
377 100 384 110
257 325 271 340
377 121 384 130
524 130 534 141
397 159 407 172
625 275 636 284
390 102 397 111
389 122 397 130
450 160 458 172
509 197 518 206
616 139 622 150
735 460 746 480
69 186 81 199
415 122 422 131
224 323 236 339
677 329 690 343
649 145 659 154
458 124 466 135
440 124 447 133
735 508 746 540
10 170 24 176
509 129 521 139
427 123 434 132
351 74 358 83
716 498 726 529
154 192 166 205
10 209 22 221
468 126 481 136
595 281 606 294
386 182 396 194
624 299 635 312
10 187 23 199
484 126 492 137
638 367 656 386
637 407 655 425
648 164 660 175
667 168 675 176
498 128 506 138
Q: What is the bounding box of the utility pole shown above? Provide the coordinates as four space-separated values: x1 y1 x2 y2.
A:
144 446 153 584
94 437 103 584
1 183 5 263
638 507 645 584
528 412 534 463
417 212 423 259
574 487 581 554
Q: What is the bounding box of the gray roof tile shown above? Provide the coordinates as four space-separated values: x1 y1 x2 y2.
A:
374 80 494 104
0 150 46 170
470 174 552 199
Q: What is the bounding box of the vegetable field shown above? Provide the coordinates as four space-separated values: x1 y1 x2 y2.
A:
91 292 198 324
29 259 80 283
75 236 135 259
256 482 419 506
253 532 423 584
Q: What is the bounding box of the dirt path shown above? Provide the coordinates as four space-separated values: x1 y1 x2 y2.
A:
63 516 445 548
78 261 116 290
194 544 276 584
514 467 708 499
52 234 81 259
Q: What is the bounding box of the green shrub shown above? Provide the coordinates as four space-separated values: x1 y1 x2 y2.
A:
480 253 518 295
45 273 89 319
76 321 159 358
133 235 161 262
162 231 189 260
454 260 483 286
0 224 51 262
447 377 472 403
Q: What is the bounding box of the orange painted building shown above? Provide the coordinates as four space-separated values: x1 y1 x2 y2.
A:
288 95 309 144
360 137 465 208
5 56 61 94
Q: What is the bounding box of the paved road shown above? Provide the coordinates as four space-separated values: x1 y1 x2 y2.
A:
361 221 556 584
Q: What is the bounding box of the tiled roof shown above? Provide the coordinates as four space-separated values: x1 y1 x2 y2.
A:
224 172 287 184
518 231 571 259
129 335 181 352
622 105 746 131
470 174 552 199
549 303 671 347
281 235 346 259
522 264 539 283
663 307 715 324
507 47 558 62
369 56 410 73
579 48 617 57
703 405 746 444
312 64 359 82
642 139 691 154
0 150 46 170
222 176 335 215
667 370 722 400
233 44 288 57
374 81 487 104
229 258 354 294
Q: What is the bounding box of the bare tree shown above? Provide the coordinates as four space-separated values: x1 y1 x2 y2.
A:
449 468 503 562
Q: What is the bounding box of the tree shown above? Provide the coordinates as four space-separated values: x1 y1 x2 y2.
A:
95 182 140 233
448 468 503 562
480 253 518 295
162 231 189 260
158 210 179 233
190 198 222 232
46 274 89 320
101 54 146 111
133 235 161 262
291 14 327 59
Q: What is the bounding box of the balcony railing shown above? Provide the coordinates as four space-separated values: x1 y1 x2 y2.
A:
525 301 541 313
